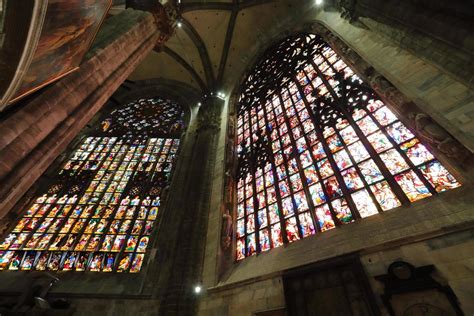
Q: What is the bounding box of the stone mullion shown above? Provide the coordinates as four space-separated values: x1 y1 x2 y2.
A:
297 83 358 221
89 143 131 271
245 108 263 254
309 59 411 207
39 139 112 255
71 143 136 259
313 122 362 220
73 140 136 263
314 50 416 202
19 139 105 254
314 23 471 171
320 49 438 196
111 139 158 272
332 127 384 214
91 145 130 265
361 111 438 196
260 102 286 248
276 92 306 239
285 86 325 233
40 141 115 256
293 79 345 225
266 100 291 245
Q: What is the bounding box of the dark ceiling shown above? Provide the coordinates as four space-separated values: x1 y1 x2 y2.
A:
113 0 323 95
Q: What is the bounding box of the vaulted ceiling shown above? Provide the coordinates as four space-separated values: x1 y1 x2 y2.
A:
122 0 323 95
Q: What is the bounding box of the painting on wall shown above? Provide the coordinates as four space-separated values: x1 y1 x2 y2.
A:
9 0 112 104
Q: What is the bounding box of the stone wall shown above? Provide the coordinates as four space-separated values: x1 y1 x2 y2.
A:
198 8 474 316
0 2 473 315
362 230 474 314
199 277 285 316
197 231 474 315
338 0 474 86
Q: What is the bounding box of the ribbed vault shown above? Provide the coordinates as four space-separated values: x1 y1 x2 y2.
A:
123 0 323 94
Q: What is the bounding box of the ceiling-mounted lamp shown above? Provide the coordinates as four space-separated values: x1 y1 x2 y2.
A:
217 91 226 100
194 285 202 294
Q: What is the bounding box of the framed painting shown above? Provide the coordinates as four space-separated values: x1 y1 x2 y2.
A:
8 0 112 105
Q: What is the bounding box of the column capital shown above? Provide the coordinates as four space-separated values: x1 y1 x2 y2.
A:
196 96 225 132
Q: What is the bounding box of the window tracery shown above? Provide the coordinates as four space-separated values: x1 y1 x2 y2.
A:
0 97 185 272
235 33 461 260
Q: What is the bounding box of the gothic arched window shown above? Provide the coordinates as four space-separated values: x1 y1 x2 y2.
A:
0 97 185 272
235 33 461 260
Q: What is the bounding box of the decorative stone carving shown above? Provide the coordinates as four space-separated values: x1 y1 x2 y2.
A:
220 211 233 250
225 116 236 169
376 261 463 316
227 115 235 139
128 0 178 49
197 108 221 131
197 98 222 131
155 2 179 49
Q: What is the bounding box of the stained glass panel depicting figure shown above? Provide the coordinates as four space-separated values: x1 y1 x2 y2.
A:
0 98 185 272
235 33 460 260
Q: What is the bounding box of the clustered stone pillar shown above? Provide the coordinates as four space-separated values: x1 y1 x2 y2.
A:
0 9 159 228
154 96 225 315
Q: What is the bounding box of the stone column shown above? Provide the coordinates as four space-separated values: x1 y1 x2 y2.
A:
151 96 225 315
0 9 159 223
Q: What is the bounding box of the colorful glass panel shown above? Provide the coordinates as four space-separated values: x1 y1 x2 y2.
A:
235 33 460 259
0 98 185 272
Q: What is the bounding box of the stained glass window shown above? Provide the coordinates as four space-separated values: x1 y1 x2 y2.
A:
0 98 185 272
235 33 461 260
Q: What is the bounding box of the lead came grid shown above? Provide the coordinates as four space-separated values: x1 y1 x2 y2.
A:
0 98 184 272
235 34 461 260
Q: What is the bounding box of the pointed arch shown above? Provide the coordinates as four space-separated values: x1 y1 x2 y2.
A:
234 32 462 260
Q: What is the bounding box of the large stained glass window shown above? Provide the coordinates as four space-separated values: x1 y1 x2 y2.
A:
235 34 461 260
0 98 185 272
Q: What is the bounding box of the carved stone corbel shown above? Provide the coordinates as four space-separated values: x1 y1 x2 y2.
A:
155 2 179 49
